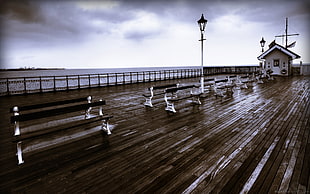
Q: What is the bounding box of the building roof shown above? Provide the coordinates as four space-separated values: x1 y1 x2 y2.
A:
257 43 300 60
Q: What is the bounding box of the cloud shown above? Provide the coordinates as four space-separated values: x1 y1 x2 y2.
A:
1 0 121 47
120 11 164 41
1 0 309 69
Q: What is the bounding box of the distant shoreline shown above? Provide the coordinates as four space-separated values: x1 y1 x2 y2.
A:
0 68 65 71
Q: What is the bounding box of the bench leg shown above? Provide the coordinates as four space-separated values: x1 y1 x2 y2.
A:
192 95 202 104
257 78 264 84
14 121 20 136
102 119 112 135
226 87 234 96
165 101 176 113
241 83 248 89
16 141 24 165
85 107 92 119
99 99 104 116
215 89 224 98
144 97 153 107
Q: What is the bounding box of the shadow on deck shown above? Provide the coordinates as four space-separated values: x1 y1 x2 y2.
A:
0 76 309 193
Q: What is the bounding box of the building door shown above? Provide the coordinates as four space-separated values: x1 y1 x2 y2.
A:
273 59 280 74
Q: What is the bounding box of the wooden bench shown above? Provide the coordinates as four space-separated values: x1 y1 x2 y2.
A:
203 78 216 92
10 96 113 165
213 78 235 98
143 83 179 107
235 75 256 89
256 72 265 84
256 70 274 84
164 85 202 113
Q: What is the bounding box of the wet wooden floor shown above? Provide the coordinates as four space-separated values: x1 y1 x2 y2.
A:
0 75 309 193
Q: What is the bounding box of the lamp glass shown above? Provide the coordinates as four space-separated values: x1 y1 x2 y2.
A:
197 14 208 32
260 37 266 48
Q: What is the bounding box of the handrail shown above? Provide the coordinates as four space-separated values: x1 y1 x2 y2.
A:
0 68 202 96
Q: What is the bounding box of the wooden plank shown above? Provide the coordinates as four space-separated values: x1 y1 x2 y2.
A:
0 76 309 193
215 81 303 193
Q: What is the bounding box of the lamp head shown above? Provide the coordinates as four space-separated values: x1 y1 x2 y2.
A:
197 14 208 32
260 37 266 48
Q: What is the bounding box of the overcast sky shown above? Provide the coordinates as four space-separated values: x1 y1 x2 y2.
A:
1 0 309 69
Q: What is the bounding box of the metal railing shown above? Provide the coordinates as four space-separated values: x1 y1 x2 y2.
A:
0 69 201 96
0 66 261 96
203 66 260 75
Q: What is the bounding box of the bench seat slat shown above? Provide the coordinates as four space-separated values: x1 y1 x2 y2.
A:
143 91 167 97
10 97 87 112
11 101 106 123
12 115 112 142
168 94 201 102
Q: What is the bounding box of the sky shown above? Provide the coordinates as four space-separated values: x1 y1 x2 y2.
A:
0 0 309 69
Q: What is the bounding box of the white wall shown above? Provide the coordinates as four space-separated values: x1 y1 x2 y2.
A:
264 50 290 76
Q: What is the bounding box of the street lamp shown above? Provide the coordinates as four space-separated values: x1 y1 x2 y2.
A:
259 37 266 80
260 37 266 53
197 14 208 93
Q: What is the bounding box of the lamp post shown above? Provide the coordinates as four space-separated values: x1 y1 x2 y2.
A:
197 14 208 93
260 37 266 53
259 37 266 80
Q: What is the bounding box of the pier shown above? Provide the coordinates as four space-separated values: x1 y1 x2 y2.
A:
0 75 309 193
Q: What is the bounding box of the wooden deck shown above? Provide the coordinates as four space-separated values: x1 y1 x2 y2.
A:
0 75 309 193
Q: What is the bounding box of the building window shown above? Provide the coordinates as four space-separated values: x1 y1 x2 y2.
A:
273 59 279 67
283 62 286 67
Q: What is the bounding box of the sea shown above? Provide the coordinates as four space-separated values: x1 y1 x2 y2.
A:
0 66 201 79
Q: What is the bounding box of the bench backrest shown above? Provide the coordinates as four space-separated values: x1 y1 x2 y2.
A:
204 78 215 82
152 83 179 90
165 85 198 93
9 97 88 113
11 100 106 123
215 79 228 83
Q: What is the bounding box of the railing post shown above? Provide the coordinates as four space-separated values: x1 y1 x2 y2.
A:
53 76 56 91
88 75 91 87
6 78 9 95
107 74 109 86
39 76 42 93
66 76 69 91
98 74 100 86
123 73 125 84
78 75 80 89
23 77 26 94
